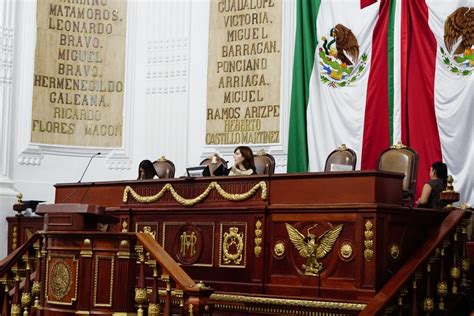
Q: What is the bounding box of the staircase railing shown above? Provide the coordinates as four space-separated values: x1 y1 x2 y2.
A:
0 233 42 316
135 232 214 316
360 208 472 315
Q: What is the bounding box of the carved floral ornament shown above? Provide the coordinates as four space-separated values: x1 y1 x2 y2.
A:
123 181 267 206
222 227 244 265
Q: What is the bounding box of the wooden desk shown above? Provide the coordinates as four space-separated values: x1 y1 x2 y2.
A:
44 172 449 301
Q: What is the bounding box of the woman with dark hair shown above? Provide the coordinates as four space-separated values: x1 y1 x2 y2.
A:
416 161 448 209
227 146 257 176
137 159 158 180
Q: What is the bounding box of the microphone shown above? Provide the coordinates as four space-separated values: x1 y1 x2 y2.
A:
78 152 101 183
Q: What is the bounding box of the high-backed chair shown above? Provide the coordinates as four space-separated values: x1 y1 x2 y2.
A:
378 142 419 206
254 149 275 175
200 154 228 176
324 144 357 172
153 156 175 179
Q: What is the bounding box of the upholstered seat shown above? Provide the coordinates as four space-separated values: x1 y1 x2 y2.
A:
153 156 175 179
378 142 419 206
200 154 228 176
254 150 275 175
324 144 357 172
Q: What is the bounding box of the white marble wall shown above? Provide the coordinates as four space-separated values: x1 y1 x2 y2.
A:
0 0 17 257
0 0 296 257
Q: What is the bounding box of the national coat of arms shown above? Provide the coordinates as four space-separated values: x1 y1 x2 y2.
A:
286 223 343 276
441 7 473 76
318 24 368 88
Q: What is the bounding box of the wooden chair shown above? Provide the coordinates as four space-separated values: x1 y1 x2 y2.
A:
324 144 357 172
378 142 419 206
253 149 275 175
153 156 175 179
200 154 228 176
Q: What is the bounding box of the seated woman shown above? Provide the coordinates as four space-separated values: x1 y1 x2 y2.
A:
137 159 158 180
226 146 257 176
416 161 448 209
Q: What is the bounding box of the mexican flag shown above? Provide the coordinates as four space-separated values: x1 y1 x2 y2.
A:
288 0 473 206
287 0 392 174
401 0 473 205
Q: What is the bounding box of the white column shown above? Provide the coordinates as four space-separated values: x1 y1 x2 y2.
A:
0 0 17 257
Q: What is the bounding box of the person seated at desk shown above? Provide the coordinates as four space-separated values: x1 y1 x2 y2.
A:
416 161 448 209
227 145 257 176
137 159 158 180
203 146 257 176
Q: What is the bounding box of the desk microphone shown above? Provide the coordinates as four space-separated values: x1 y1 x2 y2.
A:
78 152 101 183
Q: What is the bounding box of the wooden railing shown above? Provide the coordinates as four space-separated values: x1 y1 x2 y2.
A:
360 209 472 315
136 232 214 315
0 233 41 316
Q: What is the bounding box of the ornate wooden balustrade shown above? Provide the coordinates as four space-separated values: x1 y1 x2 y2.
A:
360 208 472 315
0 234 41 316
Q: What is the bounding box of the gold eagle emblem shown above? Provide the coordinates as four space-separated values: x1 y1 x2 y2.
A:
285 223 343 276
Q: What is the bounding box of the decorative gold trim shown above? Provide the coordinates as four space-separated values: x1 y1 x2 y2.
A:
210 293 366 311
93 255 115 307
340 242 353 259
45 254 79 306
11 304 21 316
390 243 400 260
223 227 244 264
219 223 247 268
286 223 343 275
337 143 347 151
135 222 158 240
254 219 263 257
274 242 285 257
391 141 407 149
423 297 434 313
117 240 132 259
21 292 32 308
16 192 23 204
80 250 93 257
123 181 267 206
80 253 93 258
112 313 137 316
32 280 41 307
163 222 215 267
363 220 374 261
12 226 17 250
76 311 90 315
148 303 160 316
121 218 129 232
135 287 148 315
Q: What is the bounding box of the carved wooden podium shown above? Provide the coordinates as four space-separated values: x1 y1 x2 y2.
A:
35 203 117 231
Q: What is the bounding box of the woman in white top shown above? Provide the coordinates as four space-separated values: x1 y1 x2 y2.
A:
226 146 257 176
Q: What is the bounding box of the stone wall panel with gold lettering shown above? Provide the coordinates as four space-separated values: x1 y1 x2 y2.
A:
206 0 282 145
31 0 127 147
